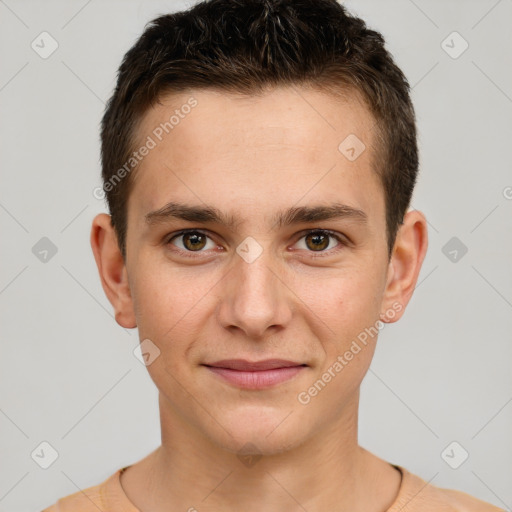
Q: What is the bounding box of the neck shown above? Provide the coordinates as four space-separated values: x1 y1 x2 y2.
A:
120 392 401 512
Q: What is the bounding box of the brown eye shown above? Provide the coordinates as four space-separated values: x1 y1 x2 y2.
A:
305 232 330 251
294 230 344 255
168 230 215 252
182 232 207 251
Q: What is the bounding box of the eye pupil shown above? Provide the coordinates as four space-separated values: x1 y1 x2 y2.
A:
306 232 329 251
183 232 206 251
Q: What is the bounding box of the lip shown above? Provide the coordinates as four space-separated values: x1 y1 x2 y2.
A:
205 359 304 371
203 359 307 389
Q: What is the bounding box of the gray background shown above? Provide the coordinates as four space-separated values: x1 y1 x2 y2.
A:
1 0 511 510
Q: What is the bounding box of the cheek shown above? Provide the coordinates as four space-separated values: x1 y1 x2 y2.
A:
296 274 382 415
297 270 384 395
300 267 384 334
130 268 205 390
130 262 222 379
131 260 208 331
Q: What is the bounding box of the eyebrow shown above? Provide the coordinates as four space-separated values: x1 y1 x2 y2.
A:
144 201 367 231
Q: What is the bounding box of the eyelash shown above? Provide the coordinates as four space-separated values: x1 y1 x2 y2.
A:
165 229 348 258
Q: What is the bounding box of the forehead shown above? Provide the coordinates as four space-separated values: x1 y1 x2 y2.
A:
137 86 374 155
129 86 383 231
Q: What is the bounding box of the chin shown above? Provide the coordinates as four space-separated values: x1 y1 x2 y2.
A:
205 405 309 456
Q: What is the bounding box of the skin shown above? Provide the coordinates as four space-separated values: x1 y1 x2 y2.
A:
91 86 428 512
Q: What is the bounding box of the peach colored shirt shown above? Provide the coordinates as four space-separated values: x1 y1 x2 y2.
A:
41 464 504 511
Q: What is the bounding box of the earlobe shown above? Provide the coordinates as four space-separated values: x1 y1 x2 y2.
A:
380 210 428 323
90 213 137 329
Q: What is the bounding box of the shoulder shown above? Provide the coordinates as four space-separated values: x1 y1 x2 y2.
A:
389 465 505 512
40 468 135 512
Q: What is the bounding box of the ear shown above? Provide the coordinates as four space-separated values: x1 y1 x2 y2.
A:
90 213 136 329
380 209 428 323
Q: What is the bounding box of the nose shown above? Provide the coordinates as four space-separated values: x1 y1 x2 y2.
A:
215 243 293 340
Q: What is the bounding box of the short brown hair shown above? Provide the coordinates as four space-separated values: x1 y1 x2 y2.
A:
100 0 418 260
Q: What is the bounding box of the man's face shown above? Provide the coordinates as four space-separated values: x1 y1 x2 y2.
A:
124 86 393 453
